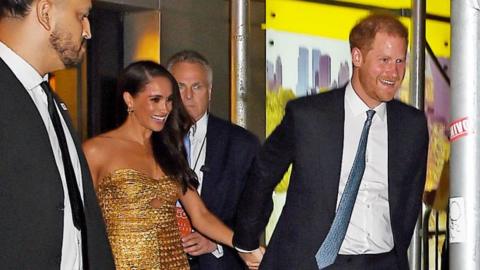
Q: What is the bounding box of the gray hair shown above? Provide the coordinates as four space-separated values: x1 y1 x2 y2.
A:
166 50 213 86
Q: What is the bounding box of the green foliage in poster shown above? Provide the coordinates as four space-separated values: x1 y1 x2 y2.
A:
266 87 296 193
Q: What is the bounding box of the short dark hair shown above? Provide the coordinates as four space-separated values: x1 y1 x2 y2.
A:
349 13 408 53
166 50 213 85
0 0 34 18
116 60 198 193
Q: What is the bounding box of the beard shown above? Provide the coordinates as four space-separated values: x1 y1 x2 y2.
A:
49 26 86 68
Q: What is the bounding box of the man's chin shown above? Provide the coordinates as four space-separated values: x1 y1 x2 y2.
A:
67 62 81 68
380 93 397 103
59 48 85 68
62 56 84 68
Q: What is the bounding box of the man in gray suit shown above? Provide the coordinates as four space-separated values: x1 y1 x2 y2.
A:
234 14 428 270
0 0 114 269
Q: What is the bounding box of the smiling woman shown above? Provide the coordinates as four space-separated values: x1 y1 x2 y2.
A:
82 60 238 270
123 72 174 132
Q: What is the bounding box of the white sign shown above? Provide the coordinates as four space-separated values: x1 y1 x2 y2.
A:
449 197 466 243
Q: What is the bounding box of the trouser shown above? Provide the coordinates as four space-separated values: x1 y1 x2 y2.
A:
188 255 200 270
326 250 399 270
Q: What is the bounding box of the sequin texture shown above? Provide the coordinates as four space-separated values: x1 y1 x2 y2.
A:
97 169 189 270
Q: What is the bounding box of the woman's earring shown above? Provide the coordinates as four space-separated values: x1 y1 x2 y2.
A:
127 107 134 113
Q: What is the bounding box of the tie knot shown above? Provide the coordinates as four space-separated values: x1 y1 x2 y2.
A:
366 109 375 120
40 81 53 94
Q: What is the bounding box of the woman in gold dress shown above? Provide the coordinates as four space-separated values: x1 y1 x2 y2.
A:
83 61 237 269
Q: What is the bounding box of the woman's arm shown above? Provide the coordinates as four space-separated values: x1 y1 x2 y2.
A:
82 138 103 189
179 188 233 247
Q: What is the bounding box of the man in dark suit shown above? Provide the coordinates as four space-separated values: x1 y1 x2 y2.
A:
0 0 114 269
233 14 429 270
167 50 260 270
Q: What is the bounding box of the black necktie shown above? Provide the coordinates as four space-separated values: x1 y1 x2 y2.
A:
40 81 85 230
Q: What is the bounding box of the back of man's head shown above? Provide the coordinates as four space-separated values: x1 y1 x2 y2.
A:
349 13 408 53
0 0 34 19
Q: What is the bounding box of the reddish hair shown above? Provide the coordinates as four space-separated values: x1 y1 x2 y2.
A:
349 13 408 53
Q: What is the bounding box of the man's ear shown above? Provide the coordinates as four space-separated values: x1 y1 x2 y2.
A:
208 86 212 101
36 0 52 31
351 47 363 68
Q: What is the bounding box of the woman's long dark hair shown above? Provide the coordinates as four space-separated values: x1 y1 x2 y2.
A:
116 60 198 193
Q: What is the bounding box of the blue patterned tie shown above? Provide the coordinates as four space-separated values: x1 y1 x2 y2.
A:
184 134 191 166
315 109 376 269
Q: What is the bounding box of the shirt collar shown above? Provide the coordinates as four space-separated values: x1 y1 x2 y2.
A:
346 82 386 121
0 41 47 92
191 112 208 140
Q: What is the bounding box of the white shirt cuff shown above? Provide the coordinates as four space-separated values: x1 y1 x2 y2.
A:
212 244 224 258
234 246 257 253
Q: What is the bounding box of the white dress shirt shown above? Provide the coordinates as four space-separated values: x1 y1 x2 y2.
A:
337 83 394 254
189 112 208 194
0 42 84 269
188 112 223 258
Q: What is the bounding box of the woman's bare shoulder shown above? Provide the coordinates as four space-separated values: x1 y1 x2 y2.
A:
83 131 128 186
83 131 121 156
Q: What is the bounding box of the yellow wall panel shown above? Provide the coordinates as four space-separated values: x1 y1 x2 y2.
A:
266 0 450 57
339 0 450 17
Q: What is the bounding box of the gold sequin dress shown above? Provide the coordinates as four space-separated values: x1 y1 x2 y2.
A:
97 169 189 270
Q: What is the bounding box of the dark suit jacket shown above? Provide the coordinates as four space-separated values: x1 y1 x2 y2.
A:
0 59 115 269
233 87 428 270
194 114 260 270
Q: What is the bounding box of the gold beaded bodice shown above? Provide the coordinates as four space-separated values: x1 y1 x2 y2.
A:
97 169 189 270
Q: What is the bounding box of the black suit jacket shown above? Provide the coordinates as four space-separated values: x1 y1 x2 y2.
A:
194 114 260 270
233 87 428 270
0 59 115 269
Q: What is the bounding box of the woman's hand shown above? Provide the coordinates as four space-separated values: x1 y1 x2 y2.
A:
238 246 265 270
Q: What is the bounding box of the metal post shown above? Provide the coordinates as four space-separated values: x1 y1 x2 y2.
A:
408 0 426 269
435 210 439 270
409 0 426 110
449 0 480 269
230 0 249 127
422 207 432 270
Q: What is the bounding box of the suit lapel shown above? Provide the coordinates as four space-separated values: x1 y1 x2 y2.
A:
201 115 228 209
54 96 94 200
0 59 55 152
0 59 63 182
321 90 346 218
304 89 345 218
54 96 82 161
386 102 403 240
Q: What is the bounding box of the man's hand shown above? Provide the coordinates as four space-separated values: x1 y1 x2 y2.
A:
238 247 265 270
182 231 218 256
